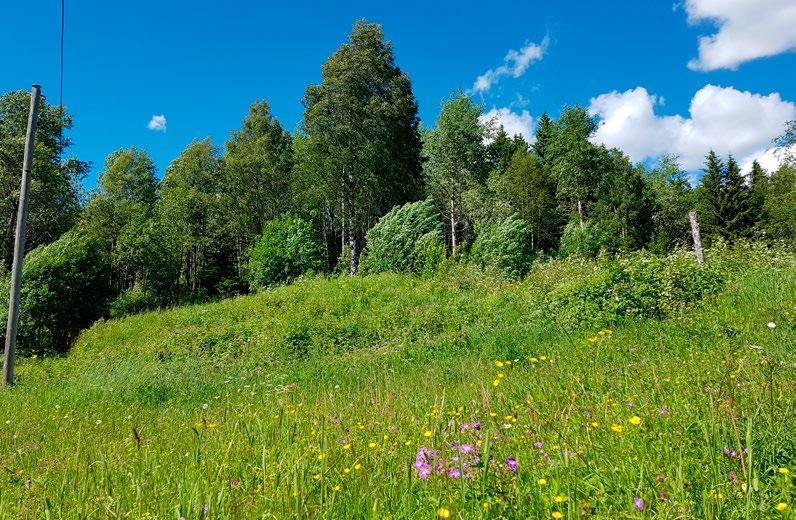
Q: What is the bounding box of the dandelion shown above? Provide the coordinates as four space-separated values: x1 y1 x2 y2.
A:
482 502 491 510
629 416 642 426
354 463 362 471
775 503 788 512
552 512 563 519
611 424 624 433
437 507 451 518
317 453 326 461
505 457 518 474
537 478 547 485
495 361 504 368
539 355 547 361
530 357 539 363
778 467 790 476
554 495 566 503
343 443 352 450
589 421 599 428
343 467 351 474
368 442 377 449
634 497 645 510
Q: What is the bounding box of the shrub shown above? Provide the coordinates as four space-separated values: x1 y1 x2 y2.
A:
247 214 323 289
558 220 601 258
411 232 447 276
0 231 114 355
470 215 533 279
109 284 162 318
360 199 443 274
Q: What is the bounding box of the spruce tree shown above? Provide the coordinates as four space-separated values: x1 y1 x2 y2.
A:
721 155 751 239
695 151 723 239
748 160 768 230
532 112 553 162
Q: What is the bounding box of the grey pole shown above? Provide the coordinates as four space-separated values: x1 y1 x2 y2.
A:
689 211 704 266
3 84 41 386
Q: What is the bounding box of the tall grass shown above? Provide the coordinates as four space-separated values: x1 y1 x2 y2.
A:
0 248 794 518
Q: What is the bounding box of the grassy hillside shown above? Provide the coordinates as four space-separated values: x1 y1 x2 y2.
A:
0 247 794 519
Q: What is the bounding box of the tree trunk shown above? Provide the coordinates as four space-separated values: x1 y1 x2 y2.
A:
349 229 361 275
449 198 457 255
577 200 584 228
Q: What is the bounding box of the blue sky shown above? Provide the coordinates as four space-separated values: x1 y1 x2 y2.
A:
2 0 795 186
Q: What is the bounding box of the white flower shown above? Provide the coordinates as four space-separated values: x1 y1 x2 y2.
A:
202 403 209 410
95 419 102 426
767 322 776 329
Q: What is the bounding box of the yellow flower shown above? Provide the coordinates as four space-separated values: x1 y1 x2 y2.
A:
629 416 642 426
775 502 788 512
437 507 451 518
332 484 341 492
497 373 505 379
207 422 218 429
404 440 412 446
554 495 566 503
423 430 433 437
552 512 563 519
589 421 599 428
368 442 377 449
489 412 497 417
354 463 362 471
343 443 352 450
529 357 539 363
537 478 547 485
611 424 624 433
539 355 547 361
778 467 790 476
383 434 389 440
505 360 512 366
482 502 491 510
495 361 504 368
317 453 326 460
343 467 351 474
313 473 321 480
493 379 501 387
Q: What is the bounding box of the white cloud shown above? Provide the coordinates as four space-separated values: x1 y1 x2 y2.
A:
147 114 167 132
471 37 549 94
588 84 796 171
480 107 535 143
685 0 796 71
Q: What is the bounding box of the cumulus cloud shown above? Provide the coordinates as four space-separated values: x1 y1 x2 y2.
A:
480 107 535 143
588 84 796 171
147 114 167 132
471 37 549 94
685 0 796 71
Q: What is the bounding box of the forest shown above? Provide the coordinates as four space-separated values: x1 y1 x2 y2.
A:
0 20 794 356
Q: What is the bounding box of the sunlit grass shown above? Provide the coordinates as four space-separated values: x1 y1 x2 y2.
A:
0 253 794 518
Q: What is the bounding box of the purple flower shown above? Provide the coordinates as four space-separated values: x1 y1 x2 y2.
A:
728 471 738 484
633 497 645 510
230 479 238 488
534 441 544 449
459 444 475 454
627 402 634 408
472 421 481 430
203 504 210 516
659 407 669 415
505 457 518 474
447 467 461 479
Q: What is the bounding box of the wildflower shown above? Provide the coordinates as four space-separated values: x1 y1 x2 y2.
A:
493 379 501 387
767 322 777 329
497 373 505 379
775 502 788 512
534 441 544 449
343 467 351 474
332 484 341 492
530 357 539 363
728 471 738 484
423 430 433 438
552 513 563 519
634 497 645 510
539 355 547 360
482 502 491 509
629 416 642 426
317 453 326 461
505 457 518 474
659 407 669 415
495 361 504 368
343 443 352 450
627 402 634 408
778 467 790 476
354 463 362 471
313 474 321 480
368 442 377 449
537 478 547 486
554 495 566 503
447 467 461 479
611 424 624 433
230 479 238 488
202 403 209 410
203 504 210 516
459 444 475 454
437 507 451 518
589 421 599 428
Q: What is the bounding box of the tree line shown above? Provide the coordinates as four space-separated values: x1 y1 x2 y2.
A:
1 20 794 355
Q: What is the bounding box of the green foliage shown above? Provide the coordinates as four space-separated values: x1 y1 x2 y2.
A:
411 232 447 276
558 220 601 257
763 164 796 241
547 250 727 330
0 90 87 269
360 199 442 274
108 284 162 318
470 215 533 279
0 231 113 355
646 155 695 249
247 214 323 289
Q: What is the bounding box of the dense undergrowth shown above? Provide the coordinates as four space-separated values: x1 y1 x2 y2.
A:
0 244 794 518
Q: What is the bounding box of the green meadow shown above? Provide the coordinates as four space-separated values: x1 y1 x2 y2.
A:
0 245 793 519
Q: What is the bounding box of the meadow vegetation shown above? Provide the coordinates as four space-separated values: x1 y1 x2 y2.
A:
0 243 793 518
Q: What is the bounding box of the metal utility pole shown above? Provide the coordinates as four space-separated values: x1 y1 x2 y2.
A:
688 211 704 266
3 85 41 386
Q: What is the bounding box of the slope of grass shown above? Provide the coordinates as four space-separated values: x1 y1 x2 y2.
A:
0 249 794 519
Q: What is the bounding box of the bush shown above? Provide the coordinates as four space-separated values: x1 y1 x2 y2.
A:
411 232 447 276
470 215 533 279
558 220 601 258
109 284 162 318
360 199 443 275
547 250 726 330
247 214 323 289
0 231 114 355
